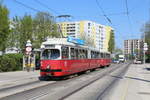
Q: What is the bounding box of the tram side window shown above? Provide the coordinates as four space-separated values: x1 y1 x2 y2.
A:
79 49 87 59
101 53 103 58
96 52 99 58
107 54 109 58
108 54 110 58
103 53 106 58
105 54 107 58
61 47 69 59
106 54 110 58
98 52 100 58
91 51 93 58
95 52 98 58
78 49 81 59
71 48 76 59
85 50 88 58
82 50 87 59
91 51 95 58
75 49 79 59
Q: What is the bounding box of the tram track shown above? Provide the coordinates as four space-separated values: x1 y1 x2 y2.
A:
58 63 131 100
0 63 125 100
0 80 56 99
96 63 131 100
36 63 126 100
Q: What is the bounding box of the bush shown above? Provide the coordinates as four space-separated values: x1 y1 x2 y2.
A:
0 53 23 72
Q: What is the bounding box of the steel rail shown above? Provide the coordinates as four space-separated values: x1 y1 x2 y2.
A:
58 63 129 100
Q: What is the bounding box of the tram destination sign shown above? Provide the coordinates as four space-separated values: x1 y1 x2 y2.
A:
45 45 55 48
67 36 85 45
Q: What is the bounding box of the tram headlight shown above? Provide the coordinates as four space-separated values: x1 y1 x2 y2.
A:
47 65 50 69
40 61 43 66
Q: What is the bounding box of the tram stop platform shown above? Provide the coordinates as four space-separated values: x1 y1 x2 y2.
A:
0 70 39 89
108 64 150 100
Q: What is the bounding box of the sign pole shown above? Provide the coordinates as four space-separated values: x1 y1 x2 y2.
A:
143 43 148 64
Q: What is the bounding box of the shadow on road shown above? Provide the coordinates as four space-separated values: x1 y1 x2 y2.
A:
110 75 150 83
144 68 150 71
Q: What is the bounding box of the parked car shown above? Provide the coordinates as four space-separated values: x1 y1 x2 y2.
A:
134 59 142 64
113 59 120 64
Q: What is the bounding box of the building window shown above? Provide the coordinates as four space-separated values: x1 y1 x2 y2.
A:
88 23 91 26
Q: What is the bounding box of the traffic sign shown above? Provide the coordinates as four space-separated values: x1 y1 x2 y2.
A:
26 47 32 52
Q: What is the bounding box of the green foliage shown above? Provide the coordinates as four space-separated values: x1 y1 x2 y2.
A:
114 48 122 54
0 4 10 51
142 21 150 62
20 15 33 50
7 16 20 48
108 30 115 53
33 12 60 48
114 48 123 59
0 53 23 72
125 54 134 60
11 12 60 50
145 23 150 51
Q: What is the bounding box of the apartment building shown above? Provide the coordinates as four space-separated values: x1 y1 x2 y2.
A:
124 39 143 58
58 20 113 52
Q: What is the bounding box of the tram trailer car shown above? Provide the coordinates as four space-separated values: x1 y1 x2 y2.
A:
39 38 111 79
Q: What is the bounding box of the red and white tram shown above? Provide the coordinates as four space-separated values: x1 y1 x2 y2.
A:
39 38 111 79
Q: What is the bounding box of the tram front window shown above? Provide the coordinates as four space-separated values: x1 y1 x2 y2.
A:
42 49 60 60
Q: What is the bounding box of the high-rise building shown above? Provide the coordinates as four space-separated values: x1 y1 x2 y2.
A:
58 20 113 52
105 26 114 52
124 39 143 58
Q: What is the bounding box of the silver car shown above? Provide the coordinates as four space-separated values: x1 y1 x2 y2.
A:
134 59 142 64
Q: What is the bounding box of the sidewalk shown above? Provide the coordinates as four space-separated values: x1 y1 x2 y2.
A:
0 70 40 89
109 64 150 100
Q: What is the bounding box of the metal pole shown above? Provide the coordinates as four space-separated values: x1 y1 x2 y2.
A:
144 50 145 64
143 24 145 64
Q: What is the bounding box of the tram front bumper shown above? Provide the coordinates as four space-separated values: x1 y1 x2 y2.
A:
40 69 62 72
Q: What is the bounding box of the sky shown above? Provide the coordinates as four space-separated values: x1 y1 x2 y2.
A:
2 0 150 49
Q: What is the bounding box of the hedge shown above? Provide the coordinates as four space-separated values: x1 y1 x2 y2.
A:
0 53 23 72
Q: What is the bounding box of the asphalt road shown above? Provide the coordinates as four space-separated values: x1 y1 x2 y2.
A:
0 63 130 100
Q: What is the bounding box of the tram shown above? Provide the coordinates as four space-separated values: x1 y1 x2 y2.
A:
39 37 111 79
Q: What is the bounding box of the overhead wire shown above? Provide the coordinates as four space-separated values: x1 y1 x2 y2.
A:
13 0 57 21
34 0 60 15
95 0 127 48
34 0 74 22
72 12 127 19
13 0 128 46
125 0 134 39
95 0 112 25
13 0 41 12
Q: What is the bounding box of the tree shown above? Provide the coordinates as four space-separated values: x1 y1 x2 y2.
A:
0 3 10 52
33 12 60 48
144 22 150 49
142 21 150 62
19 15 33 51
108 30 115 53
114 48 122 55
79 32 94 47
8 12 61 51
7 16 20 48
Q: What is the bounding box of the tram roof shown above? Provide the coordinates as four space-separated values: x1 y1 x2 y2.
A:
42 38 88 48
42 38 111 54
